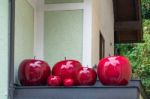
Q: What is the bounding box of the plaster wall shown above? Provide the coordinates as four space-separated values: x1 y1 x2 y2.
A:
91 0 114 66
14 0 34 83
0 0 9 99
45 0 83 4
0 0 115 99
44 10 83 66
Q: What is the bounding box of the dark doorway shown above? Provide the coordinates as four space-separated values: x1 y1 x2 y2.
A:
99 31 105 60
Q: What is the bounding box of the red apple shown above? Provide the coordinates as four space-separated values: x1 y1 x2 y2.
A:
97 56 132 85
63 78 74 86
75 67 97 85
47 75 62 86
52 59 82 82
18 59 51 86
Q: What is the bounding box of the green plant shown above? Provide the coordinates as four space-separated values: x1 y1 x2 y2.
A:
115 20 150 97
142 0 150 19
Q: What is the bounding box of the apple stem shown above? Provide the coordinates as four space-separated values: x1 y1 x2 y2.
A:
93 64 97 69
64 57 67 60
34 56 36 59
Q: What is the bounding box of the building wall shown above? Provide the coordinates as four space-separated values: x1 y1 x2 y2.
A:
0 0 9 99
99 0 114 57
0 0 114 98
45 0 83 4
91 0 114 66
91 0 100 66
44 10 83 66
15 0 34 83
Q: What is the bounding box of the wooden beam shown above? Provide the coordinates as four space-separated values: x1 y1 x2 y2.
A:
114 31 143 43
115 21 141 31
135 0 143 41
113 0 143 43
113 0 118 21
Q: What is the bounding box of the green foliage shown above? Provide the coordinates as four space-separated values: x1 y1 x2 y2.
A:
115 20 150 96
115 0 150 97
142 0 150 19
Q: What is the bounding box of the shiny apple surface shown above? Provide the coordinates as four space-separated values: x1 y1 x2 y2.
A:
52 60 82 81
18 59 51 86
63 78 74 86
97 56 132 85
47 75 62 86
75 67 97 85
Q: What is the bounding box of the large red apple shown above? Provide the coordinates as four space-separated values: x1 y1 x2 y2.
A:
18 59 51 86
52 59 82 83
47 75 62 86
97 56 132 85
75 67 97 85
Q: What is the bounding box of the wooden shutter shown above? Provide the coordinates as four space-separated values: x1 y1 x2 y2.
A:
113 0 143 43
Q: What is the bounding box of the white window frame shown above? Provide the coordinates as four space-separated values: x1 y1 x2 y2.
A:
27 0 92 67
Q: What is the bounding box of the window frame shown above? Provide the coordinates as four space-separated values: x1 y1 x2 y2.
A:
9 0 15 99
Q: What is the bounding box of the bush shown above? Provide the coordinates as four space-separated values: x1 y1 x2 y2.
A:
142 0 150 19
115 20 150 96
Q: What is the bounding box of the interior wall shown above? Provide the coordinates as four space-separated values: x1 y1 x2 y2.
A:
44 10 83 67
0 0 9 98
91 0 114 66
15 0 34 83
45 0 83 4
